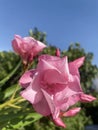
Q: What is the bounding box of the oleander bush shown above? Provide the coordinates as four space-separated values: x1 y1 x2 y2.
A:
0 28 98 130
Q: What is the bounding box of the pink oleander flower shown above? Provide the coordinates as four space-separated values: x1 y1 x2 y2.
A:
19 55 96 128
12 35 46 65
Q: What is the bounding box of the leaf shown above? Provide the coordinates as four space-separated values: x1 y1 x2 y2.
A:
0 104 42 130
3 84 20 99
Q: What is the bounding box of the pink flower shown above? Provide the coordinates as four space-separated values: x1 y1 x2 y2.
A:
12 35 46 65
19 55 96 128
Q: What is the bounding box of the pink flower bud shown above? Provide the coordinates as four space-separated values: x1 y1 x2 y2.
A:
62 107 81 117
55 48 60 57
12 35 46 65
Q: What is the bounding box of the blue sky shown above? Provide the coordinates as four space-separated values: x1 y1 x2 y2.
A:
0 0 98 66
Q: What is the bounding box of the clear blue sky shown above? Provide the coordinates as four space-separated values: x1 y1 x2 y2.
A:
0 0 98 66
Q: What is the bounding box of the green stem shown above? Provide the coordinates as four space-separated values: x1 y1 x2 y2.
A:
0 101 9 109
10 84 19 101
0 61 21 87
0 97 25 110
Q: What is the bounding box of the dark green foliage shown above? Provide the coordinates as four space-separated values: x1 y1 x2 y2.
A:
0 52 22 104
0 51 20 81
0 101 42 130
24 110 92 130
82 92 98 125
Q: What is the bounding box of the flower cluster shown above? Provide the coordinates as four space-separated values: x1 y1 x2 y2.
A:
12 35 96 128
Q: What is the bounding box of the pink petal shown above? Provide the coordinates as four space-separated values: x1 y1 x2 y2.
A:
63 107 81 117
43 69 67 85
32 40 46 56
13 35 28 53
72 57 85 68
41 89 55 116
37 58 57 72
19 69 36 88
68 75 82 92
37 59 67 84
33 96 51 116
52 117 66 128
12 35 22 54
21 84 42 104
69 57 85 77
60 94 81 111
54 76 82 108
39 54 61 61
23 37 35 45
38 55 70 81
21 72 43 104
42 89 61 119
80 93 96 102
60 56 70 79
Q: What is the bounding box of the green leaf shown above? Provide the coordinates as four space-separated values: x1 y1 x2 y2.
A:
0 104 42 130
3 84 21 99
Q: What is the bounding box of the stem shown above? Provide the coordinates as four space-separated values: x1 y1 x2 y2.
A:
0 101 9 109
0 61 21 87
0 97 25 110
10 84 19 101
8 103 21 109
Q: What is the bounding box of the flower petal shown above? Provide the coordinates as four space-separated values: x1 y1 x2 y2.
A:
41 89 55 116
69 57 85 77
63 107 81 117
32 40 46 56
38 55 70 82
68 75 82 92
72 57 85 68
21 72 43 104
41 89 62 120
39 54 61 61
21 85 43 105
19 69 36 88
54 76 82 108
12 35 22 54
60 94 81 111
43 69 67 85
33 96 51 116
37 58 59 72
80 93 96 102
52 117 66 128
